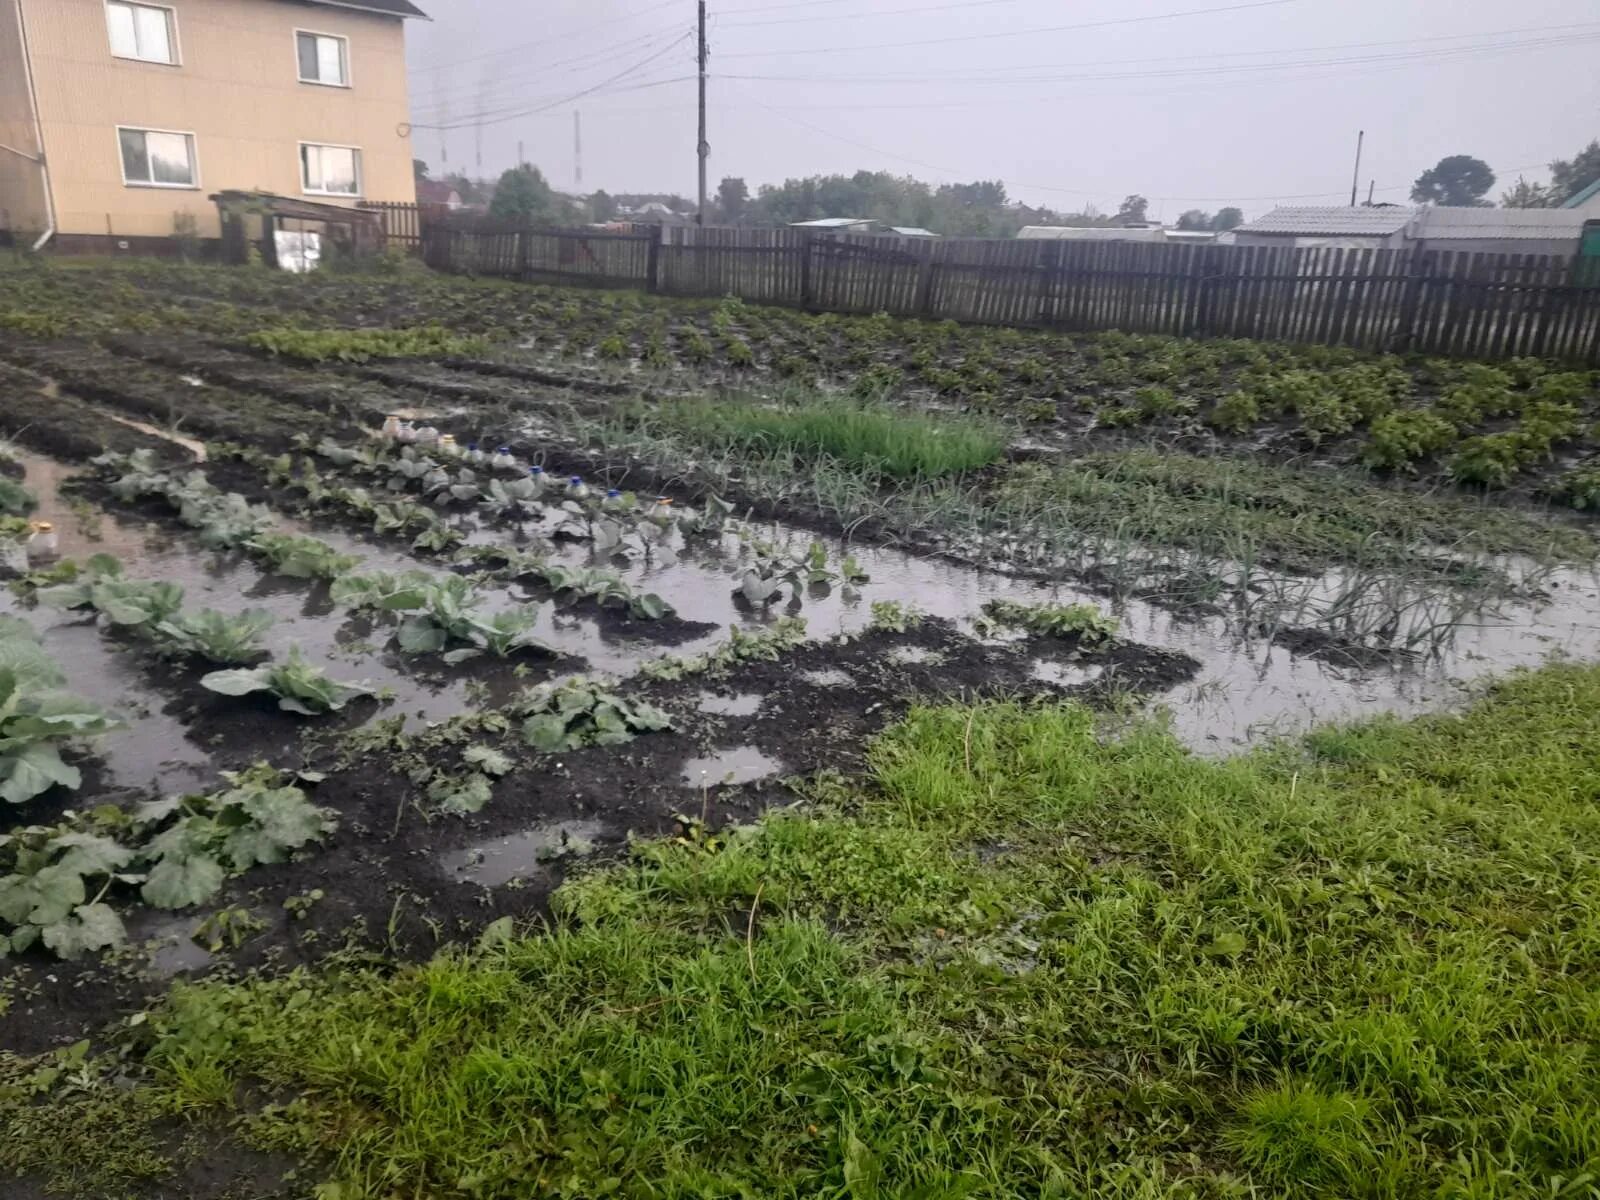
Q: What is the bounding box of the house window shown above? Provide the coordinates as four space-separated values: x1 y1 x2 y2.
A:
106 2 176 65
296 31 349 86
118 127 197 188
301 143 360 196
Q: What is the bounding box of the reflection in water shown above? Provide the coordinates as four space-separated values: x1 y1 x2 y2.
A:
680 746 784 787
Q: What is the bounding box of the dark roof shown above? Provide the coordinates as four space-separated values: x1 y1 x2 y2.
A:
295 0 430 18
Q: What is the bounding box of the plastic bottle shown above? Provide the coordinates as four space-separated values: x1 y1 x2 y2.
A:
645 496 675 527
438 434 459 458
26 521 58 564
465 442 485 466
565 475 590 501
601 488 626 513
491 446 517 470
415 425 440 446
527 465 547 495
396 420 418 444
380 415 402 441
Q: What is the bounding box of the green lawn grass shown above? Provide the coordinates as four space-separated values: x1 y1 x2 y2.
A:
17 662 1593 1198
643 394 1008 480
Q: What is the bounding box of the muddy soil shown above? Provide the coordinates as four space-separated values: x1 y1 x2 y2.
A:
0 616 1194 1056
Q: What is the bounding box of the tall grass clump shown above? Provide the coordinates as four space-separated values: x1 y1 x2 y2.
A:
648 393 1007 479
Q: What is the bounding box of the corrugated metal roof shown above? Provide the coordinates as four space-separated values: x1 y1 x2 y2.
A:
791 217 876 228
1563 178 1600 209
1234 206 1415 236
888 226 938 237
297 0 429 18
1413 206 1587 240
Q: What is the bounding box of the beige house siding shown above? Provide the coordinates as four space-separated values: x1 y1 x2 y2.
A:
0 0 51 237
13 0 415 239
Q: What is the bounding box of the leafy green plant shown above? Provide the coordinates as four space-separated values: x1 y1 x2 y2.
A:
868 601 924 634
154 608 274 666
244 325 489 363
1207 392 1260 434
247 533 362 581
1361 410 1458 471
1448 433 1530 488
1557 466 1600 511
328 570 435 613
638 618 807 681
0 477 37 518
979 599 1119 647
0 617 119 805
201 648 373 716
518 678 672 752
136 766 334 908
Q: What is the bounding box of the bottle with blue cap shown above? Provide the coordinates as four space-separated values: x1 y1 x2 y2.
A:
565 475 590 501
491 446 517 471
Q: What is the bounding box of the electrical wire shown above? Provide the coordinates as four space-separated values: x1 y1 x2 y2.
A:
411 36 695 130
716 0 1302 58
410 0 684 77
713 22 1600 85
410 27 689 120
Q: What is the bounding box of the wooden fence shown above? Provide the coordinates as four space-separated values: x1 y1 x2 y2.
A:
394 208 1600 362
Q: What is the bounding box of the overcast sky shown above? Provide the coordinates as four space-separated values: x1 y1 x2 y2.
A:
404 0 1600 219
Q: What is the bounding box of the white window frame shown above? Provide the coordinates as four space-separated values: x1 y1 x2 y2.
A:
104 1 180 67
299 141 363 198
116 125 200 190
294 29 352 88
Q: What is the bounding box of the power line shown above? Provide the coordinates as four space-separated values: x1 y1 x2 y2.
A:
717 0 1107 29
410 0 684 77
411 37 696 131
717 0 1302 59
410 28 688 119
713 22 1600 85
716 30 1600 90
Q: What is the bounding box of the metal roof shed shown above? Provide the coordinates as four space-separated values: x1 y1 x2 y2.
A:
1410 207 1587 257
1231 206 1414 249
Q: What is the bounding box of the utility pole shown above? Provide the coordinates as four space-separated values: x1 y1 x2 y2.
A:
517 139 524 168
1366 179 1375 206
697 0 709 225
1349 129 1364 207
574 110 583 190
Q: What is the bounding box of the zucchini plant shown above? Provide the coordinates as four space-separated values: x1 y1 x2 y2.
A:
0 765 335 959
518 677 673 752
201 648 373 716
0 616 120 805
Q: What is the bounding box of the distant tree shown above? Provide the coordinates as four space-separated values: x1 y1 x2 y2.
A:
1116 194 1149 224
590 189 618 222
717 176 750 223
1212 207 1243 231
1549 139 1600 205
413 158 431 182
1175 209 1212 231
1411 155 1495 207
490 164 565 223
1501 176 1555 209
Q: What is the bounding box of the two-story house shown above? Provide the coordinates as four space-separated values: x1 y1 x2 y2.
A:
0 0 425 252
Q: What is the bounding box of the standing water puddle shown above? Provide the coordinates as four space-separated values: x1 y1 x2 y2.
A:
697 691 764 717
447 820 605 886
1031 660 1106 687
681 746 785 787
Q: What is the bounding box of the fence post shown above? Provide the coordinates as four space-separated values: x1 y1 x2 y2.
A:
647 228 661 294
799 231 814 310
915 239 938 316
1395 244 1427 352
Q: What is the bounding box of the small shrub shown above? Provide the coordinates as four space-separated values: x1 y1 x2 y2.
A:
723 337 755 367
851 362 905 398
1207 391 1260 434
1557 466 1600 511
596 334 629 360
1361 410 1458 471
1133 385 1194 420
1449 433 1530 488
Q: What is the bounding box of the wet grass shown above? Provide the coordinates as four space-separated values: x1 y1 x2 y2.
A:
15 662 1599 1197
637 392 1008 480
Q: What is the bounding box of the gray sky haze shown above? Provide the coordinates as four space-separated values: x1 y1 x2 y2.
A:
405 0 1600 218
